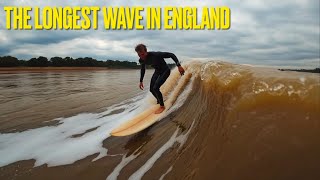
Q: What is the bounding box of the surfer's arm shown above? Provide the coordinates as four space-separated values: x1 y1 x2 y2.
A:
140 63 146 82
156 52 181 66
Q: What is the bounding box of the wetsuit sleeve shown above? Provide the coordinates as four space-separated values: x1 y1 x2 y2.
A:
140 63 146 82
156 52 181 66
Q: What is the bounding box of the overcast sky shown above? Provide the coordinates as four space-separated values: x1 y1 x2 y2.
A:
0 0 319 68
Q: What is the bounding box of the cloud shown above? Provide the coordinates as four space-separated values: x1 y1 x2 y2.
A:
0 0 319 68
9 35 136 60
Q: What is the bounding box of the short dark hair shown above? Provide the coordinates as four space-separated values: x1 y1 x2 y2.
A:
135 44 147 52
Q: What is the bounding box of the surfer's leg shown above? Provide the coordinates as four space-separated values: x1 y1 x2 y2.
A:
150 71 160 103
153 69 171 106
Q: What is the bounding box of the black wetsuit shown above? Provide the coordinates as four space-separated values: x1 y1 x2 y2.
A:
139 51 181 106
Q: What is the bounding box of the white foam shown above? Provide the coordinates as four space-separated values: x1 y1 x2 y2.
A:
106 148 142 180
299 77 306 84
0 94 146 168
128 120 195 180
159 166 173 180
272 83 285 92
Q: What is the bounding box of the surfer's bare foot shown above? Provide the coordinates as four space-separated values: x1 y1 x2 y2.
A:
155 106 165 114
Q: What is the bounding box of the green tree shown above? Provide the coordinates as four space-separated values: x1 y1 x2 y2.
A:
27 56 49 67
0 56 19 67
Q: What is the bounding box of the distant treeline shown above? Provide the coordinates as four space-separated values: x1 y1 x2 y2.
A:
0 56 140 69
0 56 177 69
278 68 320 73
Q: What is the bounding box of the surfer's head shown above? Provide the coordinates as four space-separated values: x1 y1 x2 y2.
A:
135 44 148 60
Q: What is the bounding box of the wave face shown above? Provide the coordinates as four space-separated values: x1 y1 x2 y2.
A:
163 60 320 179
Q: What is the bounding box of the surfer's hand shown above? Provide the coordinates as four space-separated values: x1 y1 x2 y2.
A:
139 82 144 90
178 66 185 76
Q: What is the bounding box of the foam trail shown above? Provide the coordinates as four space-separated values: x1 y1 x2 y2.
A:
128 120 195 180
0 94 147 168
159 166 173 180
106 147 142 180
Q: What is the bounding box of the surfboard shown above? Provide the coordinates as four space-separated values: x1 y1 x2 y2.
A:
110 72 192 136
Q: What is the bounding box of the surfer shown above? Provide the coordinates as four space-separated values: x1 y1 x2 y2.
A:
135 44 185 114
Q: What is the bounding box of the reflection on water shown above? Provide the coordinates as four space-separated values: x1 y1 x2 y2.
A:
124 126 153 156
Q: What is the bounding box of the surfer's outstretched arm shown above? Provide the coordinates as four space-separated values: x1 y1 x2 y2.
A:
139 63 146 90
156 52 185 75
155 52 181 66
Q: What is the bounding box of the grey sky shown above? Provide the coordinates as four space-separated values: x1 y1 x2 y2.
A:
0 0 319 68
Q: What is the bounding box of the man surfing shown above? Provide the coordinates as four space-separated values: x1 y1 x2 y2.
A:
135 44 185 114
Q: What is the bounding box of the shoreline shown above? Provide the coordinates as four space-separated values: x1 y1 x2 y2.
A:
0 67 137 73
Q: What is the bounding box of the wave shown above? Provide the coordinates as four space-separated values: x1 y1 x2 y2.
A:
159 60 320 179
0 60 319 180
